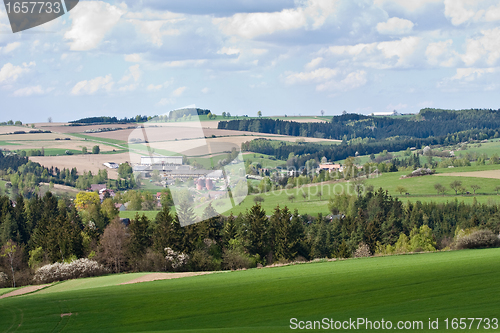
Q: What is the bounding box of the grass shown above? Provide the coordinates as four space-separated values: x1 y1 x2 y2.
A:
119 210 159 220
67 133 128 147
36 273 149 295
0 140 19 146
0 249 499 332
0 287 16 296
365 170 500 196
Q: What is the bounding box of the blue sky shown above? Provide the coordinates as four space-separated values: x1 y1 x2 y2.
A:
1 0 500 122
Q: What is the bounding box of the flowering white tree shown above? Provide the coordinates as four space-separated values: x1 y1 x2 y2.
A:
164 247 189 271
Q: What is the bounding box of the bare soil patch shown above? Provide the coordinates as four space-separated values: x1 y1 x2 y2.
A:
0 126 32 134
119 272 212 285
0 284 51 299
29 152 139 179
434 170 500 179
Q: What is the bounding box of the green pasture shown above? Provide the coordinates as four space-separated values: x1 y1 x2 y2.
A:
0 288 16 296
67 133 128 147
0 140 19 146
1 249 499 332
366 170 500 196
36 273 149 295
119 210 160 220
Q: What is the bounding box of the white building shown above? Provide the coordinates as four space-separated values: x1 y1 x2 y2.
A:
140 156 183 166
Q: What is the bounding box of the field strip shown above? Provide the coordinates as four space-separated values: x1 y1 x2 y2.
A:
0 284 51 299
434 170 500 179
119 272 212 285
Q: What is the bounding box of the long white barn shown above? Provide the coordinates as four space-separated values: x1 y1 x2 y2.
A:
140 156 183 166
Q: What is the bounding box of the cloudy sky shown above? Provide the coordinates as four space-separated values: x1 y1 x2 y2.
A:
1 0 500 122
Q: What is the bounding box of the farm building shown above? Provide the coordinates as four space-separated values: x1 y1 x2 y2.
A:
319 163 342 172
140 156 183 166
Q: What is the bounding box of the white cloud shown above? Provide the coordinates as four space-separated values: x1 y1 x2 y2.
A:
217 47 240 55
373 0 441 12
172 86 187 97
201 87 210 94
129 19 179 47
376 17 414 35
147 84 163 91
461 28 500 66
444 0 477 25
71 75 114 95
0 42 21 54
377 37 421 66
451 67 498 81
0 62 35 84
146 79 173 91
213 0 338 39
251 49 268 55
125 54 143 62
162 59 207 67
285 67 338 85
156 98 173 106
326 37 421 69
120 65 142 83
13 85 53 97
316 70 367 91
65 1 124 51
443 0 500 25
305 57 323 70
426 39 457 67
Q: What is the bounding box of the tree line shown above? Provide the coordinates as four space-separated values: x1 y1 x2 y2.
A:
219 109 500 141
2 188 499 287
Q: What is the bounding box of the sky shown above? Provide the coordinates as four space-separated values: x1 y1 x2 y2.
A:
0 0 500 122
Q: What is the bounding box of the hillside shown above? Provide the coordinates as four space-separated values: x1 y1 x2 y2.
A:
1 249 499 332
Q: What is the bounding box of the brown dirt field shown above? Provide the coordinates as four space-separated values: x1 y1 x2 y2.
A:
29 152 140 179
434 170 500 179
89 125 339 147
119 272 212 285
0 139 116 152
0 133 65 141
0 284 51 299
0 125 32 134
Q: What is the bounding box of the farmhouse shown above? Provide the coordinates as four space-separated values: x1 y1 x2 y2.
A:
319 163 342 172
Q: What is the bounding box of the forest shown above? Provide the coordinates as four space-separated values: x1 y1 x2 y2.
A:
1 187 499 287
219 108 500 140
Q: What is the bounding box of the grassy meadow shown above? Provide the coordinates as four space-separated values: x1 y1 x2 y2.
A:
1 249 499 332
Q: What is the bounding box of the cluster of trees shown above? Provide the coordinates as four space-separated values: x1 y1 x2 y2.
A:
0 151 136 198
2 187 499 287
70 115 152 124
0 120 23 126
219 109 500 141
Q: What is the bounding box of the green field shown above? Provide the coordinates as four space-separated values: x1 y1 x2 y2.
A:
0 288 16 296
119 210 160 220
0 140 20 146
67 133 128 147
1 249 499 332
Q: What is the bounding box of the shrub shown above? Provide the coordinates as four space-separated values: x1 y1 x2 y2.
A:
0 272 7 287
33 259 108 284
222 249 256 270
454 229 500 250
353 243 372 258
164 247 189 271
